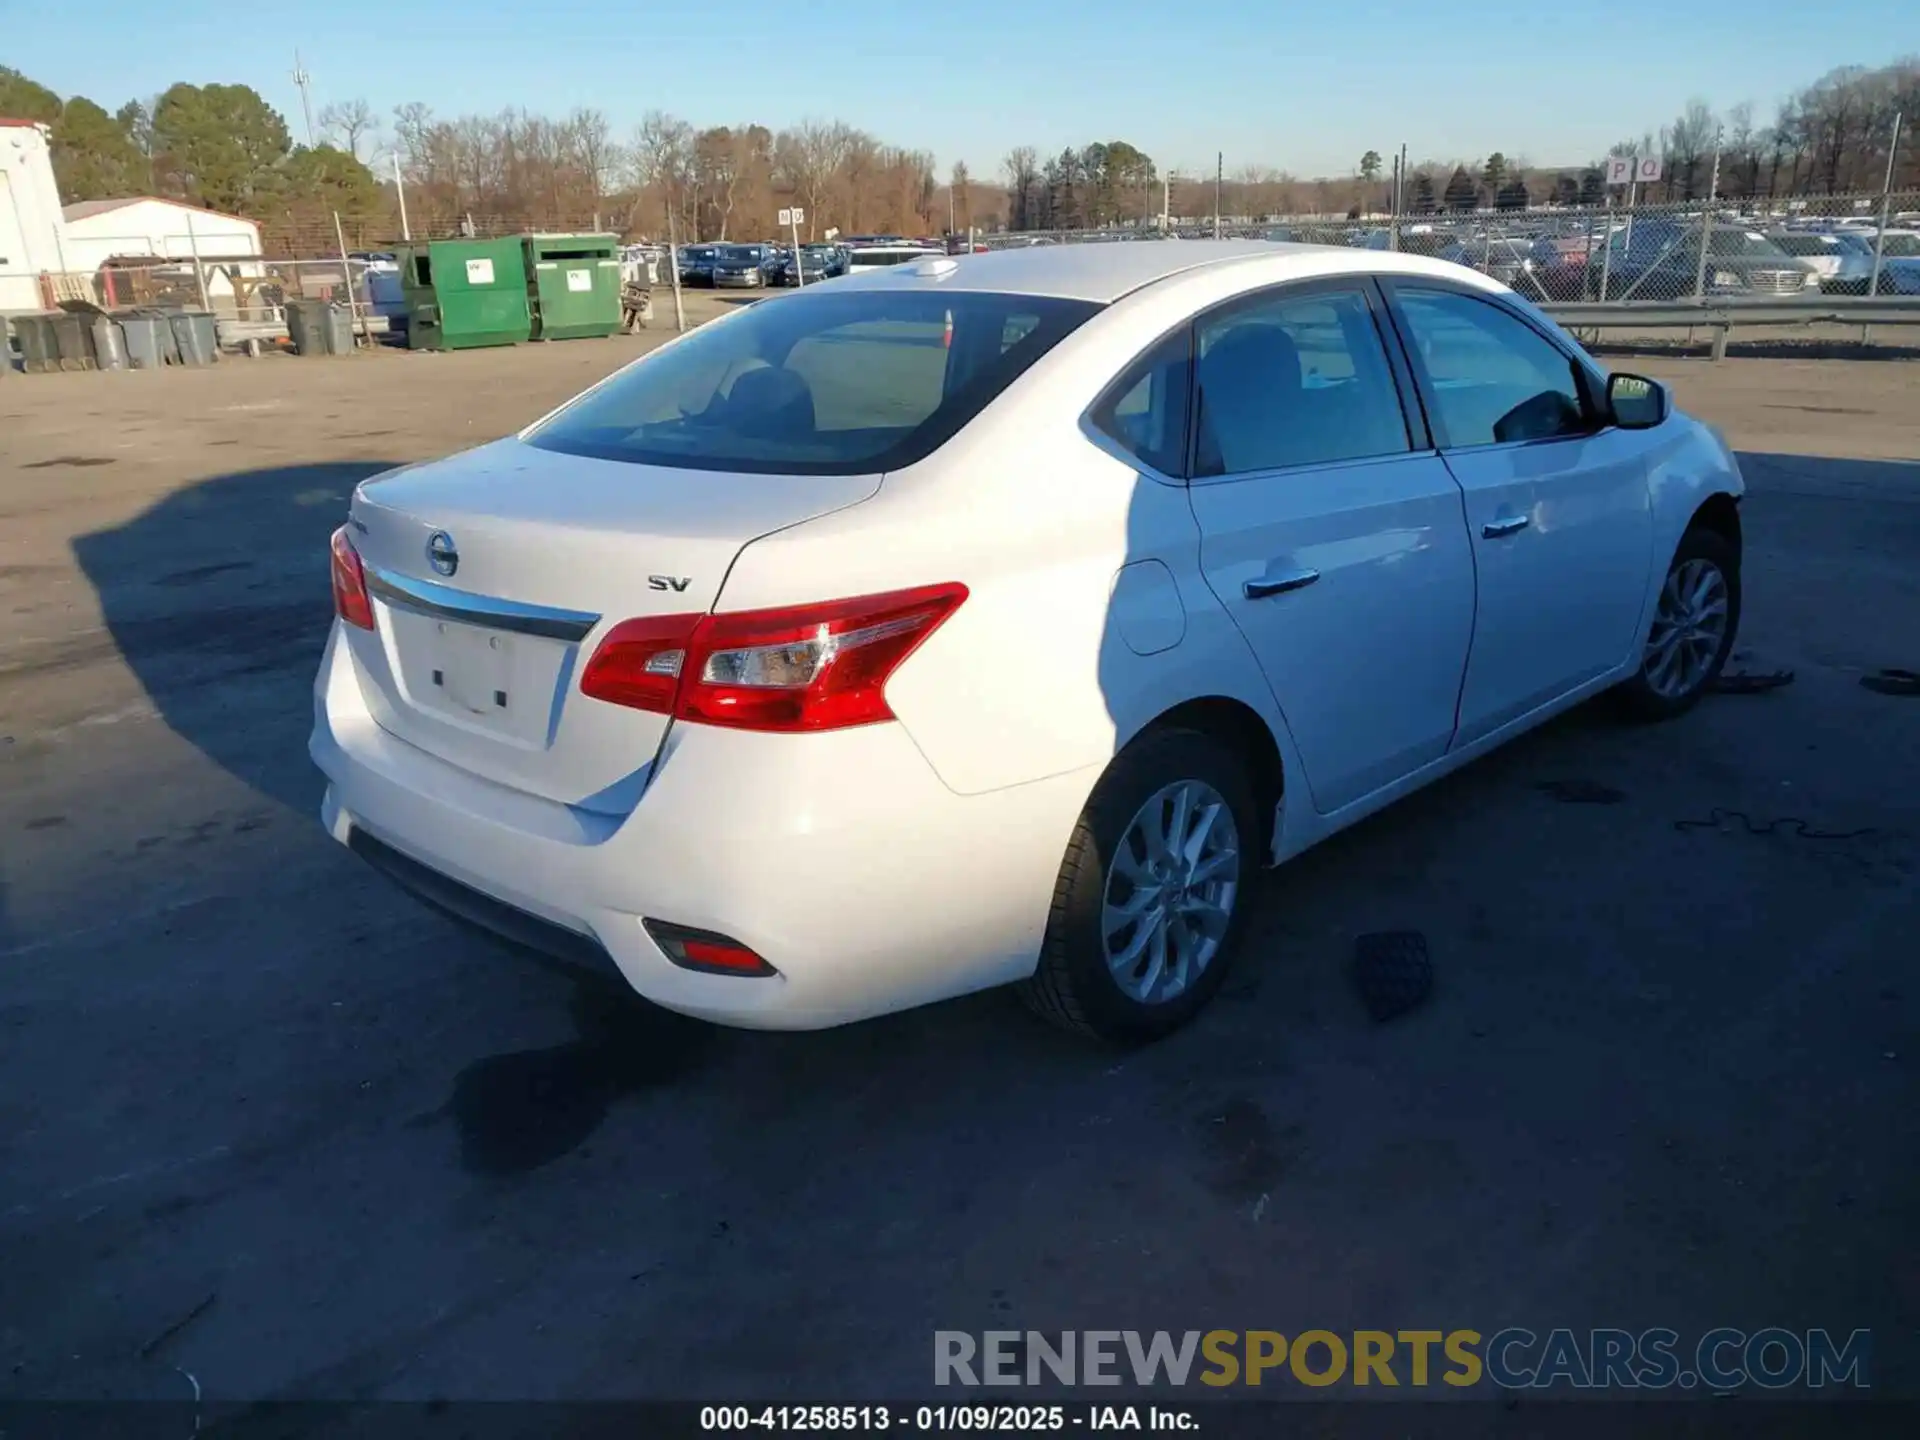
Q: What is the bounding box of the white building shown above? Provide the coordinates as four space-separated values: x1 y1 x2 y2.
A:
60 197 262 271
1 115 267 313
0 119 69 313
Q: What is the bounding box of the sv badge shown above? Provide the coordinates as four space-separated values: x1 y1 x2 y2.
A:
648 575 692 592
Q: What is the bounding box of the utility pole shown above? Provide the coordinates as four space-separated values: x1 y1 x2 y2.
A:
1214 152 1223 239
292 51 316 147
1692 130 1724 301
1867 111 1904 300
393 153 412 242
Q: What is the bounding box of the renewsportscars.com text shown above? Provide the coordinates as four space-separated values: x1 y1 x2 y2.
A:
934 1329 1871 1391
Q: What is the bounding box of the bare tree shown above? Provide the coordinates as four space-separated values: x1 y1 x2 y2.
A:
1002 146 1039 231
629 110 694 237
319 98 377 161
950 160 971 231
568 107 616 219
1663 99 1717 200
695 127 747 239
1723 101 1757 197
774 119 854 239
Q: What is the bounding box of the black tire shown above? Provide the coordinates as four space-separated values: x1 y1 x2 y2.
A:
1614 525 1742 723
1018 727 1260 1044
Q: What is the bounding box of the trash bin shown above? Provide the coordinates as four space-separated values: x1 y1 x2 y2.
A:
169 310 219 366
114 311 171 370
148 309 182 366
12 314 56 372
90 314 129 371
524 233 622 341
324 303 357 355
397 239 531 350
49 310 97 371
287 298 329 356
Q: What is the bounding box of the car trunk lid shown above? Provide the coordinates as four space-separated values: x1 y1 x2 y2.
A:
342 438 880 809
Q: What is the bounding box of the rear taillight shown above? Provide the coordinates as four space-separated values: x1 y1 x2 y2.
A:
330 526 374 630
580 582 966 733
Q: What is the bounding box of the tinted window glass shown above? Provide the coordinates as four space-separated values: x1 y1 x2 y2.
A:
526 290 1100 475
1091 329 1192 476
1192 288 1410 477
1396 289 1593 447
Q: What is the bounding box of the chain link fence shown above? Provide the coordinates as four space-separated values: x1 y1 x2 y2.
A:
33 257 384 345
981 191 1920 307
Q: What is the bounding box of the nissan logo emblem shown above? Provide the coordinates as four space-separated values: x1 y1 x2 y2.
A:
426 530 459 577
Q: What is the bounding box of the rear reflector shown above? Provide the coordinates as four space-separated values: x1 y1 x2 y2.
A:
330 526 375 630
643 920 778 977
580 582 966 733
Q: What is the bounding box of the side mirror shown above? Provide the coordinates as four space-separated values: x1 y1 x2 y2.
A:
1607 372 1669 430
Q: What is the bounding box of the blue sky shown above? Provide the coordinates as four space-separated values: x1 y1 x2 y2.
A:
8 0 1900 179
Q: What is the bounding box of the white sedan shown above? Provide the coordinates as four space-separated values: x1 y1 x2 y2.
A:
313 241 1744 1042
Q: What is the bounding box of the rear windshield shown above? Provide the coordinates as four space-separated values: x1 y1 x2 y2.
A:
525 289 1102 475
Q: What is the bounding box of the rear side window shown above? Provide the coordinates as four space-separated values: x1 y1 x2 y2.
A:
1090 329 1192 477
1192 287 1411 477
527 290 1100 475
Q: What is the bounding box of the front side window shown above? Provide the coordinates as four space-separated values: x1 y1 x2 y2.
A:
1191 287 1411 478
1394 289 1595 448
526 290 1100 474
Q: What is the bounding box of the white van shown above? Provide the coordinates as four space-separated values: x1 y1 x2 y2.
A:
844 244 946 275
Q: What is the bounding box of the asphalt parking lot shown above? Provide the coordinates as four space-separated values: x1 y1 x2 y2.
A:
1 337 1916 1408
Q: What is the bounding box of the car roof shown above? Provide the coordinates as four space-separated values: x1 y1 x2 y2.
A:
823 239 1493 303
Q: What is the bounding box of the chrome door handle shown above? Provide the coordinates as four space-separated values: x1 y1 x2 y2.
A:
1244 568 1321 599
1482 514 1530 539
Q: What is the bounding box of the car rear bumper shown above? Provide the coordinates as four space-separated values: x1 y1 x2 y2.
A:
310 624 1091 1029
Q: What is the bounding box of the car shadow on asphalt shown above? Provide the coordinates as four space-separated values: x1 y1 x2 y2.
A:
70 460 403 815
441 966 723 1176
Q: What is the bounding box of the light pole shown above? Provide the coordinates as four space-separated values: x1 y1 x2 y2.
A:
292 51 315 147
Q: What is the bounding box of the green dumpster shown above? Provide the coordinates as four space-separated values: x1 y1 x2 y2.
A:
398 238 531 351
523 233 622 341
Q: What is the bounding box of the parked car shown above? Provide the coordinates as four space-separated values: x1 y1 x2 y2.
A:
1761 230 1872 292
775 244 849 285
317 241 1743 1042
712 244 779 288
1353 226 1456 258
677 245 720 286
1852 229 1920 294
1436 236 1537 289
843 243 946 275
1586 222 1818 300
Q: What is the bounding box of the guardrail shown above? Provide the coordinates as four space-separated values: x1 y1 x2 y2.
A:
1538 296 1920 358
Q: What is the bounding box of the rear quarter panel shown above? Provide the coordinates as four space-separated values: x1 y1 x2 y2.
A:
712 276 1307 798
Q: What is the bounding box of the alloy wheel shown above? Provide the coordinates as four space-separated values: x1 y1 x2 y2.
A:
1101 779 1241 1005
1643 557 1731 700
